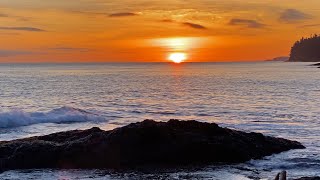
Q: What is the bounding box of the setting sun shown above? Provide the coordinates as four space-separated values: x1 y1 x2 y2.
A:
168 53 187 63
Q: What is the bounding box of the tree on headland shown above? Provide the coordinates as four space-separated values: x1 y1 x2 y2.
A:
289 34 320 62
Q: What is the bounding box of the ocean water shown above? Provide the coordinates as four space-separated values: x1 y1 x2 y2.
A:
0 62 319 179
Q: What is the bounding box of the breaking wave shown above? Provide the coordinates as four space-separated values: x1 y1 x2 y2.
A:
0 106 105 128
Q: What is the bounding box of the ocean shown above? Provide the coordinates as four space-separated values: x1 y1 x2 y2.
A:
0 62 319 179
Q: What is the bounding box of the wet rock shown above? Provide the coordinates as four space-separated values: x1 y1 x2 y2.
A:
309 63 320 68
310 63 320 66
274 171 320 180
0 120 305 171
275 171 287 180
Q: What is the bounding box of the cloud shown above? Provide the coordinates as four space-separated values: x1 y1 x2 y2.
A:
228 19 266 28
161 19 207 30
109 12 138 17
0 50 32 57
0 13 9 17
182 22 207 30
299 24 320 28
160 19 174 23
0 27 45 32
0 13 29 21
279 9 312 23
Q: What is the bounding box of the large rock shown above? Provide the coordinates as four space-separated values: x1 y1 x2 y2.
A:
0 120 305 171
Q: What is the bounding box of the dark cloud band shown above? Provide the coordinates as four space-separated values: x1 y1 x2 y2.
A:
182 22 207 30
0 27 45 32
161 19 207 30
0 13 9 17
229 19 266 28
109 12 138 17
279 9 311 23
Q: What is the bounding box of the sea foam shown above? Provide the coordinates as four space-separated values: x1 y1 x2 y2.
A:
0 106 105 128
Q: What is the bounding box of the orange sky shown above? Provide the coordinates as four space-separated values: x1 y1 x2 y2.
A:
0 0 320 63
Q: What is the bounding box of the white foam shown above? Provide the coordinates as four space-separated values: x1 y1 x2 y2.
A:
0 106 105 128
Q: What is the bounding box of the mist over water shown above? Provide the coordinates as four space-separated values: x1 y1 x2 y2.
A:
0 62 320 179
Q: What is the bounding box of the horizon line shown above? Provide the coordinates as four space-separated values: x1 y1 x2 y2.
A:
0 60 277 64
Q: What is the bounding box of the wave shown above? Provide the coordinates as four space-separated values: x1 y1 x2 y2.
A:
0 106 105 128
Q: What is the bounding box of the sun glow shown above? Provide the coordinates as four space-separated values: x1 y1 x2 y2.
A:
150 37 207 51
147 37 209 62
168 53 187 63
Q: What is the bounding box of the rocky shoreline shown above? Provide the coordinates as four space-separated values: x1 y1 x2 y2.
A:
0 119 305 173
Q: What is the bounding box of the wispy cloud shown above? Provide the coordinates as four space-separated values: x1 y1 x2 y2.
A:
279 9 312 23
0 50 32 57
182 22 207 30
160 19 173 23
0 27 45 32
161 19 207 30
299 24 320 28
228 19 266 28
109 12 138 17
0 13 29 21
0 13 9 17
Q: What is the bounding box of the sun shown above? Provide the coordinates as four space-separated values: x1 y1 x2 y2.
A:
168 53 187 63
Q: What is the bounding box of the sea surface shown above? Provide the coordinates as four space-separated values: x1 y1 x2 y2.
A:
0 62 319 179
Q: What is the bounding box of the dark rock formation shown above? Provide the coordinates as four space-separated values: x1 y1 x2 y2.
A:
0 120 305 171
275 171 287 180
273 171 320 180
310 63 320 66
289 34 320 62
294 178 320 180
310 63 320 69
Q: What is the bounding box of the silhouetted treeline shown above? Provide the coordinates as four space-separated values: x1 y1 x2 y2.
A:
289 34 320 62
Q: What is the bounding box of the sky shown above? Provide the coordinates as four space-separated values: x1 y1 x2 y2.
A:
0 0 320 63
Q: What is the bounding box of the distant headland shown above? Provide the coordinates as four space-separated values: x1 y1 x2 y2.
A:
265 56 289 62
289 34 320 62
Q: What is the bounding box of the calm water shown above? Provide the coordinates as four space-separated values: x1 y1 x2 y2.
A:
0 62 319 179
